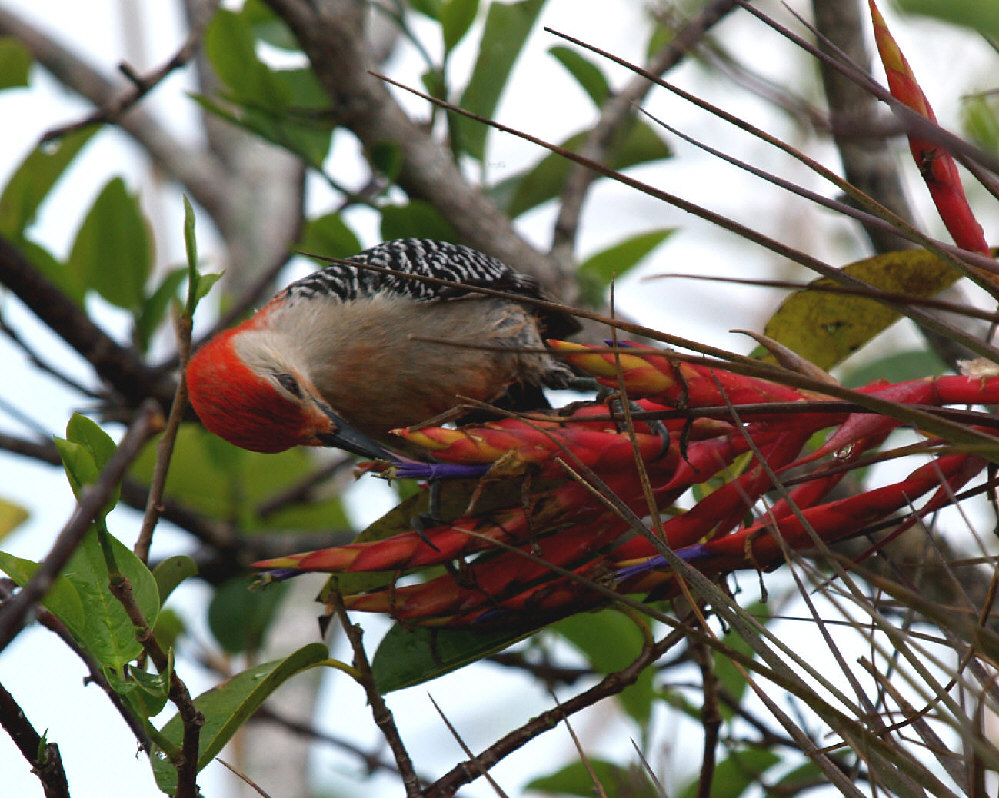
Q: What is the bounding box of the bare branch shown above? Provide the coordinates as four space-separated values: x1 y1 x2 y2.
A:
39 6 214 144
0 5 229 222
263 0 575 299
549 0 740 263
0 678 70 798
0 234 176 410
424 625 688 798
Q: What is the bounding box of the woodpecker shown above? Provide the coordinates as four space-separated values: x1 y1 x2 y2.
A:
186 238 579 458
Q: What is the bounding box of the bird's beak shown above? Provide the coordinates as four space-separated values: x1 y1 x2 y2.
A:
313 402 391 460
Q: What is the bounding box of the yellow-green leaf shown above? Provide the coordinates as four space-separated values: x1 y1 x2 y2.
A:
762 250 962 371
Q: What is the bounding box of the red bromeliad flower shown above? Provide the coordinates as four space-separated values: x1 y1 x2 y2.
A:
255 340 999 627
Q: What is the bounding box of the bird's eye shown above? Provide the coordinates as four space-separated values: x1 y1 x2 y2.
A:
275 373 301 397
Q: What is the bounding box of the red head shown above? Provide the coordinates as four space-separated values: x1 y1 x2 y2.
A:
186 321 388 459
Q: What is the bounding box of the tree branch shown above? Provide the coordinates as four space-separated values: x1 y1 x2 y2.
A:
425 625 688 798
0 5 229 222
549 0 740 264
0 400 162 652
0 678 70 798
0 234 176 410
263 0 575 299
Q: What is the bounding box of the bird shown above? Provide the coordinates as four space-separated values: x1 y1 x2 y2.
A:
186 238 580 458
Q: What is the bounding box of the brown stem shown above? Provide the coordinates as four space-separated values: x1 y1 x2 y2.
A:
106 574 204 798
0 679 70 798
0 400 163 652
424 625 688 798
135 311 194 563
0 234 175 410
329 590 420 798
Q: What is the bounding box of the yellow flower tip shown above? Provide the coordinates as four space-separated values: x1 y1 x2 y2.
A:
390 427 454 450
546 339 587 353
252 556 298 570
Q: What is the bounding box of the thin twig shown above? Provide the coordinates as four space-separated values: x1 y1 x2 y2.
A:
105 571 204 798
0 679 70 798
424 625 688 798
328 589 420 798
549 691 607 798
0 400 163 652
549 0 740 261
135 309 194 562
428 694 509 798
693 639 721 798
253 704 431 783
40 6 213 143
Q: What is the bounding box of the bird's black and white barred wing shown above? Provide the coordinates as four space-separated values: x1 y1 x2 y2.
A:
285 238 542 304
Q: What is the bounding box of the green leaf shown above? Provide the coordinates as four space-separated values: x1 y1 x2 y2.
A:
152 643 330 794
242 0 300 51
0 127 96 241
207 576 289 654
527 758 659 798
299 212 361 259
152 607 185 654
55 414 120 513
134 267 186 353
202 11 334 166
130 425 350 532
548 45 610 107
181 194 224 312
712 600 768 720
72 413 117 468
410 0 443 19
67 177 153 310
0 530 160 669
0 36 31 90
897 0 999 39
204 9 288 110
553 609 654 725
491 119 670 219
578 229 674 304
371 623 537 693
676 749 780 798
441 0 479 55
962 94 999 156
842 348 948 389
0 498 29 541
106 662 171 718
152 556 198 606
762 250 963 371
380 200 458 242
368 141 404 182
0 551 86 637
454 0 547 160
